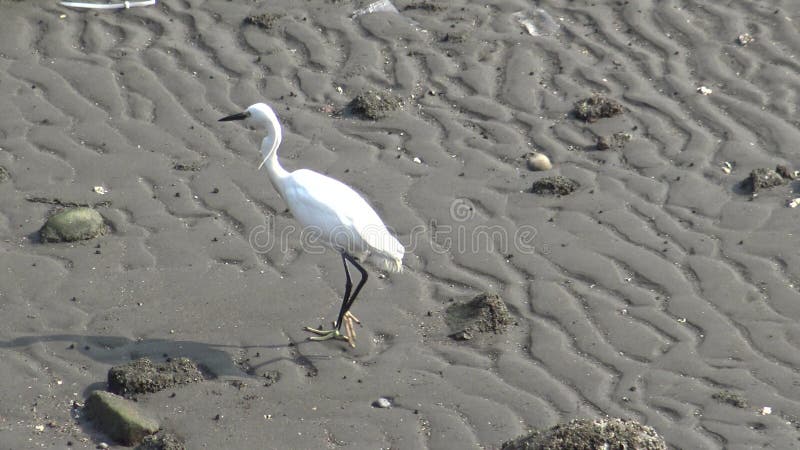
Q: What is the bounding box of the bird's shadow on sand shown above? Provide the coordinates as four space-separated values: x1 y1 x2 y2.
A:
0 333 332 397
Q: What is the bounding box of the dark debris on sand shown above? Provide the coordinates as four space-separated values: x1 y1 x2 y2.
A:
243 13 280 29
348 90 402 120
403 2 445 12
712 390 748 408
746 167 791 193
135 432 186 450
595 132 632 151
0 165 9 183
574 94 625 122
501 418 667 450
446 293 512 340
531 176 579 196
108 357 206 398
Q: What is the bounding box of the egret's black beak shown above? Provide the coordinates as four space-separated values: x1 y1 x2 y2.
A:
219 111 249 122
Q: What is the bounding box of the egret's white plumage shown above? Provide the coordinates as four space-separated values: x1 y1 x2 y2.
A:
220 103 404 346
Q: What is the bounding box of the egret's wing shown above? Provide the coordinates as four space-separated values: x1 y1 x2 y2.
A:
284 170 403 262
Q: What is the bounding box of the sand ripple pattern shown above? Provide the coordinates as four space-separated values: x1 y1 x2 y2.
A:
0 0 799 448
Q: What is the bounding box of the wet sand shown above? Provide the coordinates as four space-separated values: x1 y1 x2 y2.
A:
1 0 799 448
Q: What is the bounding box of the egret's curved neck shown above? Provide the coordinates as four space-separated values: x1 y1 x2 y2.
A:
261 123 290 195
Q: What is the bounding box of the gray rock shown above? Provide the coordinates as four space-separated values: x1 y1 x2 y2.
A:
108 357 205 398
349 90 402 120
747 167 789 193
446 293 513 340
39 207 105 242
501 418 667 450
84 391 159 446
531 176 579 196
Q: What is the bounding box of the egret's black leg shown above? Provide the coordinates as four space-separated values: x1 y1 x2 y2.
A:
334 252 353 330
336 253 368 329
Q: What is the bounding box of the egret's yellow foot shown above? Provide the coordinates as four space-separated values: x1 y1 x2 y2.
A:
304 312 359 347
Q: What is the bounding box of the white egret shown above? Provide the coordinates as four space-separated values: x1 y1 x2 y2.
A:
219 103 404 347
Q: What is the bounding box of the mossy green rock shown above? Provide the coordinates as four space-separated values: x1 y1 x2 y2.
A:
40 207 105 242
84 391 160 446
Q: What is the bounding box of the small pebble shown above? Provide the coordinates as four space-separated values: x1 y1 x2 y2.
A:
760 406 772 415
788 198 800 208
92 186 107 195
697 86 712 95
97 443 109 450
412 157 422 164
525 152 552 171
372 397 392 408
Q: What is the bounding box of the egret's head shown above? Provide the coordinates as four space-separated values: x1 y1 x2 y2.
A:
218 103 280 131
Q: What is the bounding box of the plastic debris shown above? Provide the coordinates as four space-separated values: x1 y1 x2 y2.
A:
512 9 560 37
352 0 399 19
737 33 754 46
60 0 156 10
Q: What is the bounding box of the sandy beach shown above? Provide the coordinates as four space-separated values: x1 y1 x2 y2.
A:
1 0 799 448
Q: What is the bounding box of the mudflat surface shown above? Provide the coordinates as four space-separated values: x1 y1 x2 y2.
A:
0 0 799 448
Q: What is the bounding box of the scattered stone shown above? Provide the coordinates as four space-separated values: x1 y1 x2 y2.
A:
0 165 9 183
573 94 624 122
697 86 713 95
93 186 107 195
108 357 206 398
712 390 748 408
760 406 772 415
348 90 402 120
172 161 202 172
84 391 159 446
531 176 579 196
243 13 279 29
413 156 422 164
595 132 631 151
445 293 512 340
720 161 733 175
500 417 667 450
39 207 106 242
372 397 392 408
525 152 552 171
135 433 186 450
737 33 754 46
746 167 788 193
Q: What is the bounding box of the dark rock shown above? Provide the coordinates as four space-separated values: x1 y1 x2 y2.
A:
445 293 512 340
135 432 186 450
84 391 159 446
501 417 667 450
747 167 787 193
574 94 624 122
775 165 796 180
531 176 579 196
108 357 205 398
349 90 402 120
712 390 748 408
39 207 105 242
